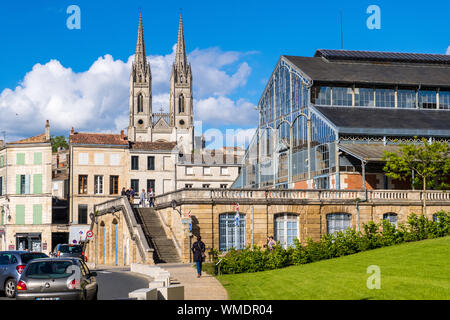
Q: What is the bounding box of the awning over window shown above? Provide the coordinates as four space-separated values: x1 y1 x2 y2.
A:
339 144 402 162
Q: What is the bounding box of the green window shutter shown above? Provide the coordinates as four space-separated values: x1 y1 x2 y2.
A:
0 155 4 167
34 152 42 165
33 204 42 224
16 153 25 165
33 174 42 194
16 174 21 194
16 205 25 225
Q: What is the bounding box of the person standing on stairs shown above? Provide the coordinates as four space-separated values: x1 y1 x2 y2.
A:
192 236 206 278
139 189 146 208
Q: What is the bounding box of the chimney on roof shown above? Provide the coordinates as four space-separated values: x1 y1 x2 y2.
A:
121 130 124 140
71 127 74 135
45 120 50 141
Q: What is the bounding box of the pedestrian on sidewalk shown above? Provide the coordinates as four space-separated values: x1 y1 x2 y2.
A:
147 188 155 207
192 236 206 278
139 189 146 207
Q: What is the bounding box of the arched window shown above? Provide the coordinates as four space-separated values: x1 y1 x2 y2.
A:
219 213 246 251
274 213 298 248
178 94 185 114
137 93 144 113
383 213 398 227
326 213 352 234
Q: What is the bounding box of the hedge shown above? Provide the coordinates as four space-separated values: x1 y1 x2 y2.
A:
210 211 449 275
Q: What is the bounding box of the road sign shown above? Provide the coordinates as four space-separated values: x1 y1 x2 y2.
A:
235 211 239 227
181 218 192 224
86 230 94 239
189 223 192 232
236 203 239 211
188 210 191 218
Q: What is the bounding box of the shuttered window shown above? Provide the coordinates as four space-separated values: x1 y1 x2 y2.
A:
33 174 42 194
34 152 42 165
33 204 42 224
16 205 25 225
16 153 25 165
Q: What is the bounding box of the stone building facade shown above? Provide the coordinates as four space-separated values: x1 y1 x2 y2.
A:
0 121 55 254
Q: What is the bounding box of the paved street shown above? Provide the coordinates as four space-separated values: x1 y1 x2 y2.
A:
0 267 150 300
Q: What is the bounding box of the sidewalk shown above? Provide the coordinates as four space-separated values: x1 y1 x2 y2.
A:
159 263 228 300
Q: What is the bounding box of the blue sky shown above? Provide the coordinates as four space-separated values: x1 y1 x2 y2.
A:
0 0 449 146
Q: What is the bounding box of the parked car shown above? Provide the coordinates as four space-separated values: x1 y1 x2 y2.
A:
52 244 87 262
15 257 98 300
0 251 49 298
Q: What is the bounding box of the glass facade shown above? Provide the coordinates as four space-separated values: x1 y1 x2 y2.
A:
440 91 450 109
237 57 450 190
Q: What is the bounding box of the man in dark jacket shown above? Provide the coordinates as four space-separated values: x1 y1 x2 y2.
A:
192 236 206 278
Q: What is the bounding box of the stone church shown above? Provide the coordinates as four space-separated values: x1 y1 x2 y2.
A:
128 13 194 156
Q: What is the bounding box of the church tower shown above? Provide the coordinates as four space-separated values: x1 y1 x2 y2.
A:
128 13 152 142
170 14 194 153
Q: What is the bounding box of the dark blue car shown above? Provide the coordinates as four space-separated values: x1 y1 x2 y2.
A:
0 251 48 298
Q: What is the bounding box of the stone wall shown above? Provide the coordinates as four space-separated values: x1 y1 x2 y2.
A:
84 196 154 266
153 189 450 262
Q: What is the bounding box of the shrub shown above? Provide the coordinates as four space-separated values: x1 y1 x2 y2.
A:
215 211 450 275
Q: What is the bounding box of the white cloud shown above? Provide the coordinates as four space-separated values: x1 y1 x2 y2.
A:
195 96 257 126
0 45 255 140
446 46 450 55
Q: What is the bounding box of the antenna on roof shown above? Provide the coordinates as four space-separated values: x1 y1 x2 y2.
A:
340 9 344 50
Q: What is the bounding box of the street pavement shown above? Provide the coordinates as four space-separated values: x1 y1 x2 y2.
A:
0 267 150 300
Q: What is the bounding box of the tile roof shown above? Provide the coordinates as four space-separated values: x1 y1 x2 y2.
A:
129 141 177 151
283 55 450 88
70 132 129 145
9 133 49 145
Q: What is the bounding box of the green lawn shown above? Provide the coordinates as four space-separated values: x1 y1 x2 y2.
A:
216 236 450 300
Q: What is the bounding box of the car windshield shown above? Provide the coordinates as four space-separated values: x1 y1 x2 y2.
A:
25 261 74 279
59 245 82 253
20 253 49 264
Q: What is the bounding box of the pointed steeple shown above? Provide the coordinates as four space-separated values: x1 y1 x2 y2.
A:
175 13 187 71
134 12 149 78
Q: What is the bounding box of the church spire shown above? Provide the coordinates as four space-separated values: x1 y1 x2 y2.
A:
175 13 187 71
134 12 149 76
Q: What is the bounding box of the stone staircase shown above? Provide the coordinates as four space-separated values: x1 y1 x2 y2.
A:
135 208 181 263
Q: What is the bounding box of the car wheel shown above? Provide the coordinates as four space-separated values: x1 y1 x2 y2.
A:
5 279 16 298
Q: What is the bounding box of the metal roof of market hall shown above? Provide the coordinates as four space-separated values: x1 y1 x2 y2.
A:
312 106 450 138
283 49 450 88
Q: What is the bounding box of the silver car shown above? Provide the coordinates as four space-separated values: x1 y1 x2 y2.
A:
0 251 48 298
16 257 98 300
53 244 87 261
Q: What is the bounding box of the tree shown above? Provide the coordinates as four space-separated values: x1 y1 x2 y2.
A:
51 135 68 152
382 138 450 215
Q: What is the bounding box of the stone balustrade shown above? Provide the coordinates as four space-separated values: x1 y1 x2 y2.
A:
154 188 450 206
